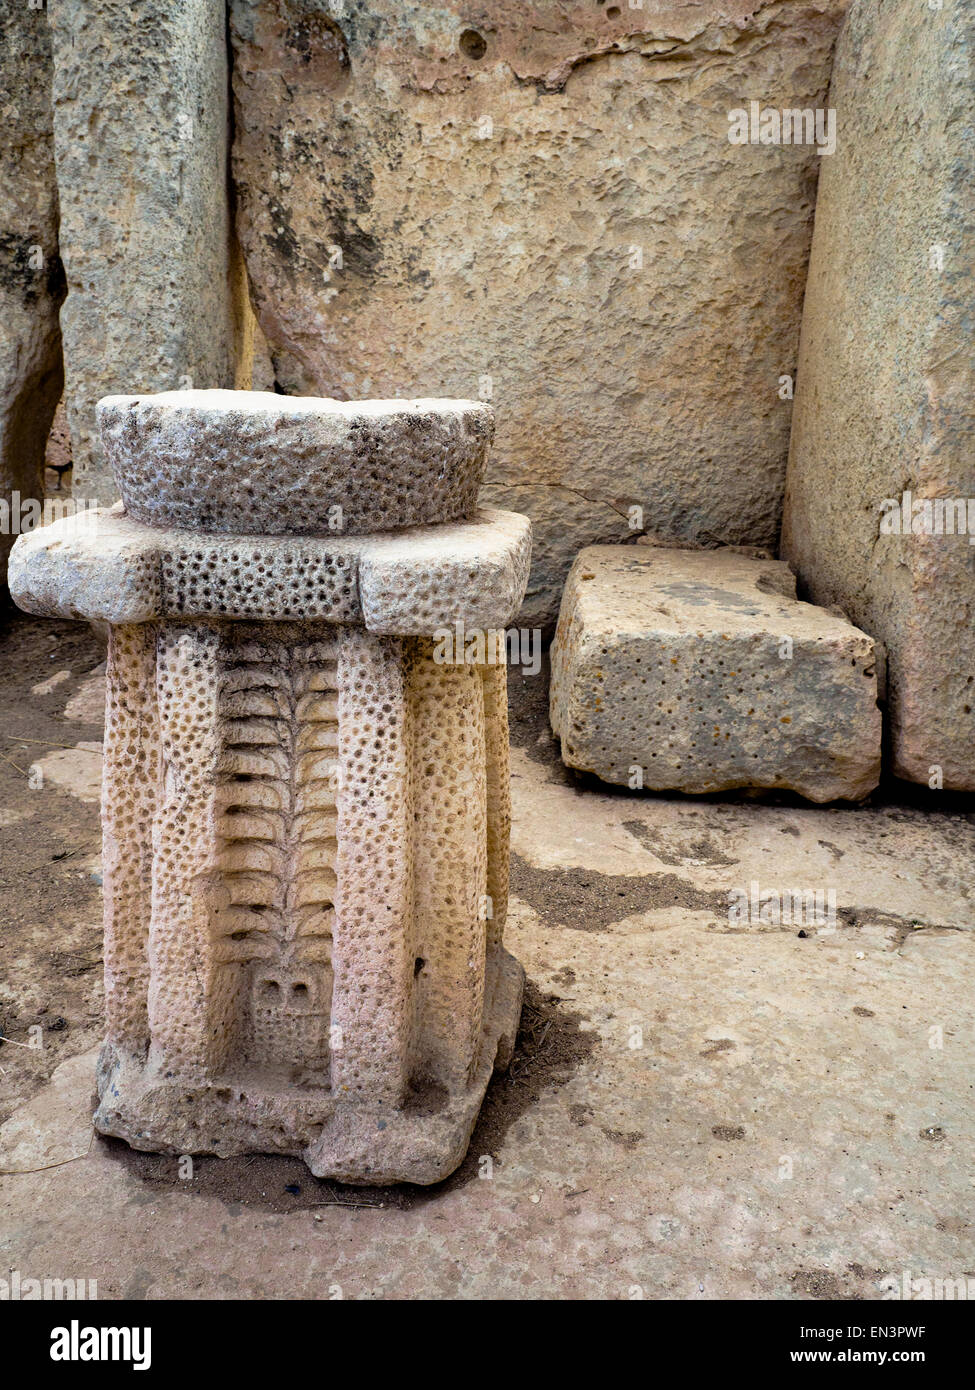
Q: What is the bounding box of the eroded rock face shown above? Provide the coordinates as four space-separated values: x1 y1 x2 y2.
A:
48 0 242 507
550 545 881 802
0 3 64 584
782 0 975 790
230 0 847 627
9 394 529 1185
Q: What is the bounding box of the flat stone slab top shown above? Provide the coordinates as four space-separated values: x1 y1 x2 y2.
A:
550 546 882 804
97 390 494 536
8 503 531 635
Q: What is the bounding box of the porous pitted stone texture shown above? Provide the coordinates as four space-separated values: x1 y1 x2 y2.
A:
86 621 523 1185
782 0 975 789
98 391 494 535
550 546 881 802
48 0 243 507
9 389 532 1181
0 2 64 585
229 0 847 628
7 504 531 632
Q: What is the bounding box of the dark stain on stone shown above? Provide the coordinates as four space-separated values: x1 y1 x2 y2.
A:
317 192 383 277
711 1124 745 1141
602 1127 644 1149
852 1005 875 1018
0 232 65 304
510 851 729 930
281 11 350 88
624 819 738 867
401 245 432 288
325 0 381 52
701 1038 736 1058
790 1268 859 1300
261 195 302 278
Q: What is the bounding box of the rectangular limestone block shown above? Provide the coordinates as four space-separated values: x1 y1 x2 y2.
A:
782 0 975 789
550 546 882 803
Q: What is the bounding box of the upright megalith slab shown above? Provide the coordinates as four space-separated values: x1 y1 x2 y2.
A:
0 1 64 586
48 0 242 508
550 546 881 803
782 0 975 789
229 0 847 627
8 391 530 1185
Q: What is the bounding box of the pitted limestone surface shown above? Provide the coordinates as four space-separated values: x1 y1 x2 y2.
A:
89 619 523 1182
358 517 534 635
11 391 530 1184
782 0 975 789
102 623 157 1049
8 505 531 633
97 391 494 536
160 542 361 624
408 647 488 1090
550 546 882 803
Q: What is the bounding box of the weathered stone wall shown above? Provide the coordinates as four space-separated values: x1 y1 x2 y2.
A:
782 0 975 788
0 2 64 585
230 0 847 627
3 2 847 606
48 0 247 507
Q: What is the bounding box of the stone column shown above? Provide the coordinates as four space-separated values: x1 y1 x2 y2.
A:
48 0 244 507
782 0 975 788
0 0 63 586
9 391 531 1185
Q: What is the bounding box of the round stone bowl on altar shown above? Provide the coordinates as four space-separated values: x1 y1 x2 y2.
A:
96 390 494 537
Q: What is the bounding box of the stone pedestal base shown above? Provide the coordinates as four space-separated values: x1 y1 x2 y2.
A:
95 949 523 1185
11 496 531 1185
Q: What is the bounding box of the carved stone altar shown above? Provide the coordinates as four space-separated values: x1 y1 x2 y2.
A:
9 390 531 1184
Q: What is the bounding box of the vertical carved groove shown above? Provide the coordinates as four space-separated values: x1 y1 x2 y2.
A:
212 625 339 1080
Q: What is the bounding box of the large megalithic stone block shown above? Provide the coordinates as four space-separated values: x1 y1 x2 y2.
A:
550 546 882 804
8 391 531 1185
782 0 975 789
